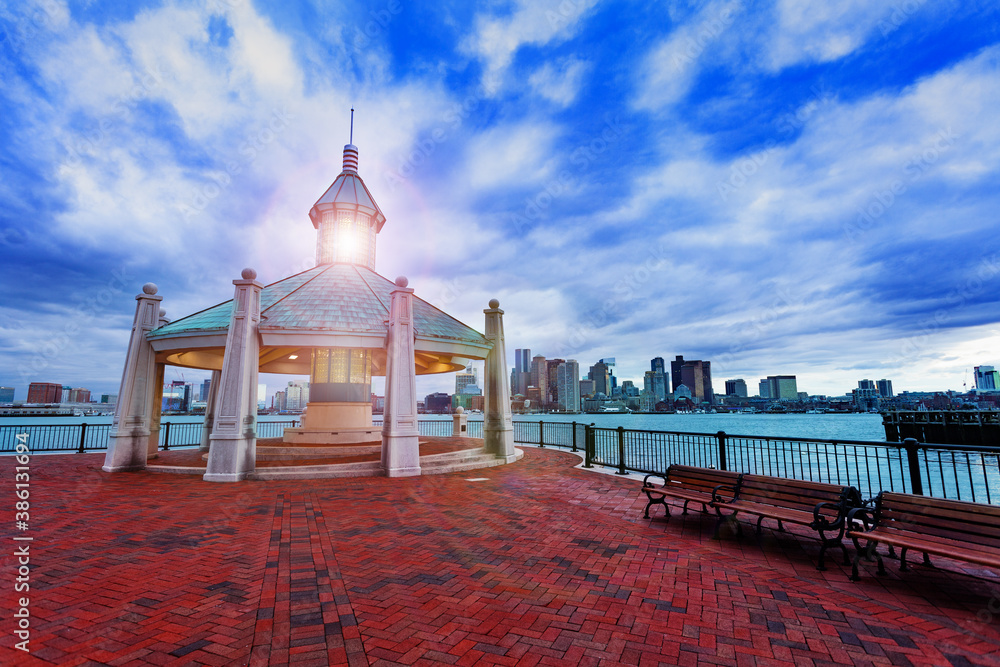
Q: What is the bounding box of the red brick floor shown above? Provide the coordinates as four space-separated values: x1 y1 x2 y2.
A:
2 447 1000 666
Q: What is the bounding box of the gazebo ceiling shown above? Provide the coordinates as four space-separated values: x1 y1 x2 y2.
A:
146 263 492 375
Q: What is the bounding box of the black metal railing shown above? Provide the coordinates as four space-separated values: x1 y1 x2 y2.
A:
516 423 1000 505
0 420 301 453
4 417 997 504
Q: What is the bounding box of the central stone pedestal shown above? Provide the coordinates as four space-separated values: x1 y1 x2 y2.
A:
283 401 380 445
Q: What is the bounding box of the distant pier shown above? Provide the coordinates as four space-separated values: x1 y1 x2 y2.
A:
882 410 1000 447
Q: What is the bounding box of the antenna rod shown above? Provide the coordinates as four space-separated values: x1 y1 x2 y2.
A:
350 107 355 144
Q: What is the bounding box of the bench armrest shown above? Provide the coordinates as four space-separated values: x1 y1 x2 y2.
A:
711 483 738 504
845 505 875 532
812 501 848 530
642 474 667 489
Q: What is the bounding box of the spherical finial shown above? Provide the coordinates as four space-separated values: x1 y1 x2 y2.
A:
142 283 158 295
489 298 500 309
159 308 167 318
395 276 408 287
456 406 465 414
241 268 257 280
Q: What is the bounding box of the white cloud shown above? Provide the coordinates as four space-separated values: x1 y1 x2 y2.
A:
461 120 562 189
460 0 600 91
528 57 590 107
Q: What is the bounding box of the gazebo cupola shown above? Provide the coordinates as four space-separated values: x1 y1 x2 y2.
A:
310 142 386 269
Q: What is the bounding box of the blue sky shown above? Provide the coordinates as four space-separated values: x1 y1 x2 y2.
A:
1 0 999 401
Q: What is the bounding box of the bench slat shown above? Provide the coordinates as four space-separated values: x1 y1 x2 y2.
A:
848 529 1000 569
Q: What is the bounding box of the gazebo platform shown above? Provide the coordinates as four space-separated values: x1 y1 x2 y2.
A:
4 446 1000 665
146 437 521 480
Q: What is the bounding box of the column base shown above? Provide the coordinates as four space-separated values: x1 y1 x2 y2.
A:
385 465 422 477
101 464 146 473
203 472 250 483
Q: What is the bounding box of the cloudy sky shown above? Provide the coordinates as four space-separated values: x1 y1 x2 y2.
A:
1 0 999 402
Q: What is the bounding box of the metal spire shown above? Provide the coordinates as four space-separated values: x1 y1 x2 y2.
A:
350 107 354 144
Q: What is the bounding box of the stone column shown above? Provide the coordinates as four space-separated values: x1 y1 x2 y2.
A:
483 299 515 461
146 362 165 459
103 283 163 472
205 269 262 482
381 276 421 477
199 370 222 453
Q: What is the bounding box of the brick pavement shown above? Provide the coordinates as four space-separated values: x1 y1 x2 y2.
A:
1 446 999 666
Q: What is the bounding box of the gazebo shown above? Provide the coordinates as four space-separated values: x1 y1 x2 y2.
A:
102 138 515 481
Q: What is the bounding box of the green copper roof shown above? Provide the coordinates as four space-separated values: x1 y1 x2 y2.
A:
148 264 488 345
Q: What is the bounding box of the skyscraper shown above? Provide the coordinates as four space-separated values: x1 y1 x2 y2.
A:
670 356 713 404
975 366 998 391
0 387 14 403
455 365 478 395
876 379 894 398
725 379 748 397
514 348 531 396
649 357 667 402
557 360 580 412
765 376 798 401
546 358 565 409
589 361 612 396
530 355 547 398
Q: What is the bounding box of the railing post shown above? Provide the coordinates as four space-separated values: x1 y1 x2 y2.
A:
162 421 171 450
717 430 728 471
583 424 594 468
538 420 545 448
616 426 627 475
77 423 87 454
903 437 923 495
571 421 578 452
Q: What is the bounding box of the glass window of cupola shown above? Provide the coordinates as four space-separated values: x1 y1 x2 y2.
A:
317 210 374 268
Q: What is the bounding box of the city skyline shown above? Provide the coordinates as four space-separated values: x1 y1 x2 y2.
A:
2 2 1000 400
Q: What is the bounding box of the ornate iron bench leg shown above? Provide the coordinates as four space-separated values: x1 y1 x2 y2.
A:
922 552 933 567
899 546 909 571
681 500 690 516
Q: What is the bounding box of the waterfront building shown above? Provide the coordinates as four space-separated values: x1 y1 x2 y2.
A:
621 380 639 397
557 360 580 412
765 375 798 401
877 379 894 398
163 381 191 412
273 390 287 412
424 392 451 414
530 355 547 400
100 393 117 405
854 380 880 410
27 382 62 404
589 361 612 396
671 356 714 405
725 379 748 398
639 390 656 412
758 379 770 398
67 388 92 403
371 394 385 414
455 365 478 395
649 357 668 403
975 366 999 391
0 386 14 403
578 378 595 399
546 358 564 409
514 348 531 396
201 378 212 402
285 381 310 411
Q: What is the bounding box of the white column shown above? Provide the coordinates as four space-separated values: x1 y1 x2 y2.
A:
103 283 163 472
204 269 262 482
199 370 222 453
483 299 515 461
146 362 165 459
381 276 421 477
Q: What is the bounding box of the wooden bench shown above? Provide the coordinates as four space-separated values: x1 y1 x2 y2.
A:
846 492 1000 581
711 474 863 570
640 465 741 520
